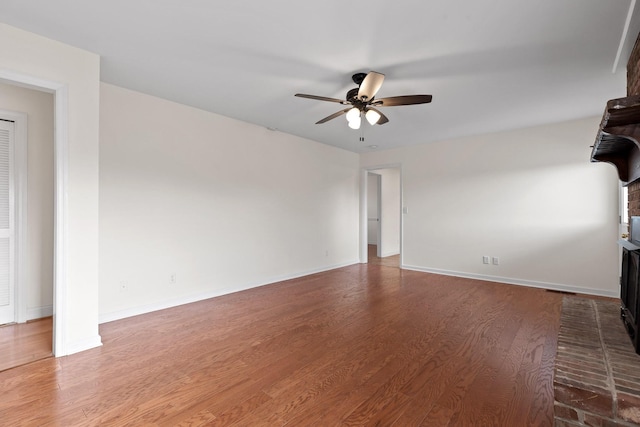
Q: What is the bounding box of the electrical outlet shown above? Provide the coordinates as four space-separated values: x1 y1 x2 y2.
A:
170 273 176 284
492 257 499 265
482 256 490 264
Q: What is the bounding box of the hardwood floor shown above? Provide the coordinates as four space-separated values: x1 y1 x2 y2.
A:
0 264 564 426
367 244 399 267
0 317 52 372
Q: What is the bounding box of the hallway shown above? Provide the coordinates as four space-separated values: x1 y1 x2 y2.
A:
368 244 400 267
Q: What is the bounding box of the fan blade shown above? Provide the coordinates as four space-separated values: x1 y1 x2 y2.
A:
295 93 346 104
316 108 352 124
357 72 385 101
368 107 389 125
374 95 432 107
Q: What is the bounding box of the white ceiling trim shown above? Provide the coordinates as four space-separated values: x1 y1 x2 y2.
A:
613 0 638 73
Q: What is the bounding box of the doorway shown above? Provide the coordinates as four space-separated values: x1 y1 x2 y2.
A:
0 69 67 359
361 166 402 266
0 82 55 369
367 172 382 255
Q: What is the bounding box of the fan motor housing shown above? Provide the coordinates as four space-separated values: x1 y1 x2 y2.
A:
351 72 367 85
346 88 359 102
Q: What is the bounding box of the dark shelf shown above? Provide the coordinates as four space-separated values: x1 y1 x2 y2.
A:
591 95 640 184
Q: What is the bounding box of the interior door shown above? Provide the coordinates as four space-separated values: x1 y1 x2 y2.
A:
0 119 15 325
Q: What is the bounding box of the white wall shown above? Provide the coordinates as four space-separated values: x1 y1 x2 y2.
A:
99 83 360 322
0 82 54 320
1 24 101 354
361 117 620 296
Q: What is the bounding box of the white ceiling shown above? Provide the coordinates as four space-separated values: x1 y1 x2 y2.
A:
1 0 638 153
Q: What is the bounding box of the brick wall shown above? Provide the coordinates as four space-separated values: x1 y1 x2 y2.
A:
629 32 640 97
630 181 640 218
554 297 640 426
628 32 640 218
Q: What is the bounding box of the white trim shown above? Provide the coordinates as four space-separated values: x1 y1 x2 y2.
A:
402 263 619 298
65 335 102 356
375 173 382 255
0 109 27 324
360 169 368 263
53 85 69 356
14 114 26 324
380 250 400 258
27 304 52 320
0 69 70 357
0 72 57 95
99 260 359 324
613 0 638 73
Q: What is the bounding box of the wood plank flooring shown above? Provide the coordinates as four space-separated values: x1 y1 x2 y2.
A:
367 245 399 267
0 317 52 372
0 263 565 426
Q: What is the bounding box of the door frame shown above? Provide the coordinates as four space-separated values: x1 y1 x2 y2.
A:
0 110 27 324
360 163 403 265
0 70 69 356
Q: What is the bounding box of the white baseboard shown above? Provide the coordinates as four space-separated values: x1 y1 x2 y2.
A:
99 260 360 324
26 305 53 321
401 264 619 298
380 251 400 258
64 335 103 356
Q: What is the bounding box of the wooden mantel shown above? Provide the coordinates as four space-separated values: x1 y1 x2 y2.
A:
591 95 640 184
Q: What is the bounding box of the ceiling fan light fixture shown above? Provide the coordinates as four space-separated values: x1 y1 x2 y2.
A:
294 71 432 130
348 116 361 129
365 109 381 125
346 107 360 122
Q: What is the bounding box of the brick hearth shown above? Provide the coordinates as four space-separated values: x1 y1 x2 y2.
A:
554 297 640 426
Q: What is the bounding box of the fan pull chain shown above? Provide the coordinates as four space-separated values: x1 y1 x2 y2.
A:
359 122 365 142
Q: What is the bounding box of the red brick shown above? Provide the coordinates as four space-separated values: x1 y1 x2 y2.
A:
628 32 640 219
583 412 621 426
555 420 583 427
617 392 640 424
554 402 580 421
630 31 640 96
554 383 613 418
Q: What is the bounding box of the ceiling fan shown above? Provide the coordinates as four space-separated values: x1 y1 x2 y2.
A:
295 71 432 129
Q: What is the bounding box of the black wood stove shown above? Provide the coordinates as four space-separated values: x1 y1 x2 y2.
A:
620 216 640 354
